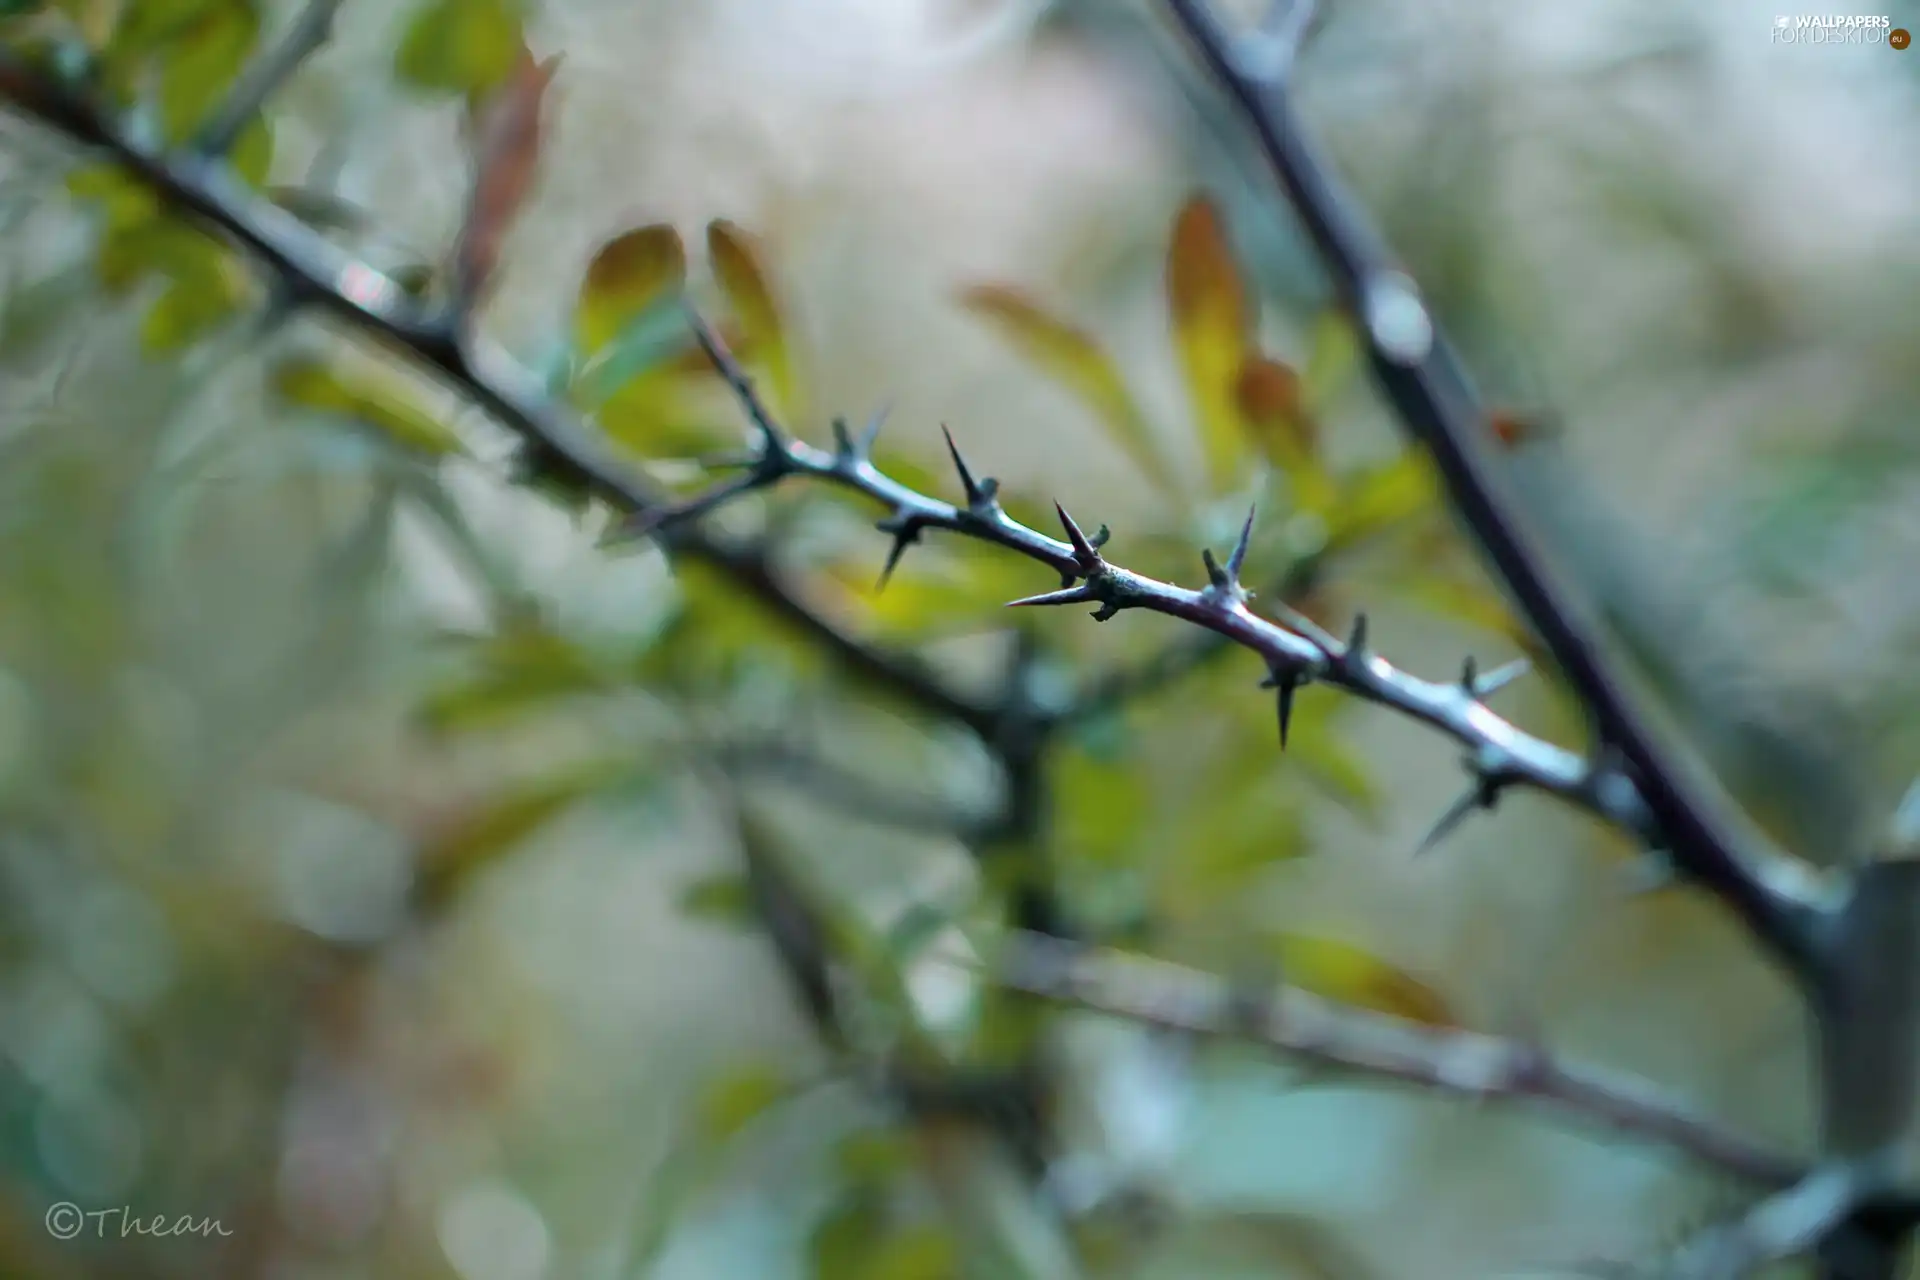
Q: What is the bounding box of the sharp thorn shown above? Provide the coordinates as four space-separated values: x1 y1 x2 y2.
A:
942 424 984 506
1471 657 1531 700
858 402 890 455
1259 667 1304 748
1226 504 1257 582
1346 612 1369 656
877 536 912 591
1055 502 1100 569
875 513 923 591
1007 585 1098 609
1466 660 1528 702
1202 547 1229 589
1090 523 1111 550
830 416 854 457
1460 655 1479 694
1416 784 1485 857
1091 601 1121 622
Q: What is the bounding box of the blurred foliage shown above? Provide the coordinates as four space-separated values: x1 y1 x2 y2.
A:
2 1 1918 1279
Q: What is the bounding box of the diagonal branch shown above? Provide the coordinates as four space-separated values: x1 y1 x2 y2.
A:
194 0 346 157
0 51 997 739
1153 0 1834 971
976 930 1806 1190
605 323 1682 851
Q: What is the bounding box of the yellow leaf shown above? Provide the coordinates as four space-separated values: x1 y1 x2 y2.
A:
394 0 524 97
156 4 259 141
575 224 686 354
1167 195 1255 494
1270 933 1455 1027
271 357 466 456
958 284 1170 494
1302 308 1361 412
707 219 799 420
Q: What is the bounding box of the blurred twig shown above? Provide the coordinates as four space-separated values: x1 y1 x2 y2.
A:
980 931 1803 1188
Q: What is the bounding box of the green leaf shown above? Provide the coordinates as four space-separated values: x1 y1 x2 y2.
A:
1166 195 1256 494
834 1129 913 1187
1329 450 1441 547
415 763 628 907
958 283 1170 495
155 3 259 141
230 114 275 188
271 356 467 456
860 1226 959 1280
393 0 524 97
421 622 618 733
1057 742 1152 869
575 223 686 354
696 1064 795 1142
811 1193 887 1280
708 219 801 421
139 263 244 351
678 872 753 926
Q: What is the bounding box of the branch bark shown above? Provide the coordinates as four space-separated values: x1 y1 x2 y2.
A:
1152 0 1833 973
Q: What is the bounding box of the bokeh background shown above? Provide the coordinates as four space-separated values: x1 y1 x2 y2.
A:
4 0 1920 1276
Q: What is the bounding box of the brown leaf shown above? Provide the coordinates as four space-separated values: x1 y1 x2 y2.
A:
1488 410 1558 451
1167 195 1256 493
453 45 559 315
575 224 685 352
1235 355 1313 465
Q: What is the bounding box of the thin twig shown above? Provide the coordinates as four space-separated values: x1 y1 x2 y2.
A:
714 740 991 837
1666 1164 1871 1279
1153 0 1835 970
193 0 346 157
976 930 1805 1189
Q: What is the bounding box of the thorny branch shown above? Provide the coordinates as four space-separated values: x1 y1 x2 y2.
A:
1153 0 1835 971
0 42 999 738
659 313 1682 863
1 5 1904 1264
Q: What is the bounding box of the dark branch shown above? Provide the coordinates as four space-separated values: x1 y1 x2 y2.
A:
0 52 997 739
1154 0 1832 971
